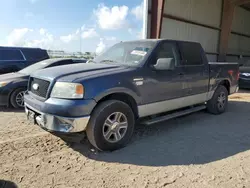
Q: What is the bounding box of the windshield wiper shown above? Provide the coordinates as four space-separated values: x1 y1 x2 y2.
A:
100 59 118 64
87 59 98 63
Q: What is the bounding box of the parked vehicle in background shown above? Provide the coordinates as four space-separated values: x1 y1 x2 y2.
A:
239 61 250 89
0 46 49 74
0 58 87 108
24 39 239 151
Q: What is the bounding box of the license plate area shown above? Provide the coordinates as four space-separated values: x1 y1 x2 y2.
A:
27 110 36 124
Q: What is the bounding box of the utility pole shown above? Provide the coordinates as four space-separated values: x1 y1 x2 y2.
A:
80 32 82 53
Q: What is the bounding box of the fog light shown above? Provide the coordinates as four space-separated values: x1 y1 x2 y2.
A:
56 117 74 132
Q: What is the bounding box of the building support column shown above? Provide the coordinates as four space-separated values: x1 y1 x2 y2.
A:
218 0 235 61
150 0 165 39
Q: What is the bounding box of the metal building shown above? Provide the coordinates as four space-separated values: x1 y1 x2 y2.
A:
143 0 250 63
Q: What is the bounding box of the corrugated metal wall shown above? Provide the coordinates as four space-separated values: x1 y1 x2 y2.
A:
147 0 250 63
163 0 222 28
228 7 250 64
160 18 219 54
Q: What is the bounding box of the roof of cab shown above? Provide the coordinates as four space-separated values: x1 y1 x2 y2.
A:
122 38 201 44
0 46 45 50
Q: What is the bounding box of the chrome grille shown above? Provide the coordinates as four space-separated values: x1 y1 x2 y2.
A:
30 77 50 98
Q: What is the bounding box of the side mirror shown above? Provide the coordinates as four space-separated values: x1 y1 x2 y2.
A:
153 58 175 70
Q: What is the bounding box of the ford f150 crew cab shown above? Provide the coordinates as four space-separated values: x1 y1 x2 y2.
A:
24 39 239 151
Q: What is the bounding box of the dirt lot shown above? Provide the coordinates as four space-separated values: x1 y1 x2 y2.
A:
1 91 250 188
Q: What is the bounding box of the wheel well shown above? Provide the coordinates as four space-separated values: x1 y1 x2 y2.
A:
219 80 230 93
97 93 138 118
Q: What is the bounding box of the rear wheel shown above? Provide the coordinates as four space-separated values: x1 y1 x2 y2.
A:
207 85 228 114
86 100 135 151
10 88 26 108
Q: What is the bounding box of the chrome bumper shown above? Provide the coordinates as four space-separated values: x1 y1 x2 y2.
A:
25 103 90 133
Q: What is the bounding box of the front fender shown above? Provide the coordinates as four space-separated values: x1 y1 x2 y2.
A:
93 87 141 103
83 76 142 104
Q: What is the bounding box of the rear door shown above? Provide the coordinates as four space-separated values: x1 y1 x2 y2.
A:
177 42 209 99
0 49 26 74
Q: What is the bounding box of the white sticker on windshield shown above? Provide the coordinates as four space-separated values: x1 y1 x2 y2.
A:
131 50 147 56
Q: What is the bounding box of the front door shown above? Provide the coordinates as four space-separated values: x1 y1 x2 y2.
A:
138 41 187 117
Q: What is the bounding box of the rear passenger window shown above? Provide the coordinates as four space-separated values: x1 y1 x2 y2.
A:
179 42 203 65
21 49 49 61
0 49 24 61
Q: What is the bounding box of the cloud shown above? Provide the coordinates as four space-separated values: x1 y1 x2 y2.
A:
61 27 98 43
95 38 106 54
60 28 80 43
131 1 144 20
95 36 118 54
29 0 38 3
81 28 98 39
39 28 46 35
105 36 116 41
25 12 34 18
7 28 33 46
128 28 143 39
94 4 129 30
60 34 74 43
25 30 54 49
6 27 55 49
128 28 133 34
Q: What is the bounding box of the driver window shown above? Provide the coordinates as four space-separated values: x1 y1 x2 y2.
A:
151 42 179 66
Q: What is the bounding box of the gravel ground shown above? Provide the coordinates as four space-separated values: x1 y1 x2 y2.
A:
1 90 250 188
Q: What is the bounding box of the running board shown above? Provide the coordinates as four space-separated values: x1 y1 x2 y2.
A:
142 105 206 125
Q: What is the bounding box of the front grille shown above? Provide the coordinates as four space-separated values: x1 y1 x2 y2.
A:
30 77 50 98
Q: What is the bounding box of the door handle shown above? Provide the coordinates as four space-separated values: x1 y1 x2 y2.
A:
178 73 184 76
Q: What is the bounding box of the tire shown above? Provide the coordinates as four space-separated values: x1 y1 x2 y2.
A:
207 85 228 115
10 88 26 109
86 100 135 151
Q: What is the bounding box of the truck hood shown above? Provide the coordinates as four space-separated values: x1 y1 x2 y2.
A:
31 63 131 82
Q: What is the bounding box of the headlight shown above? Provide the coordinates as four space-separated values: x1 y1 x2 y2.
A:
0 82 9 87
51 82 84 99
241 73 250 77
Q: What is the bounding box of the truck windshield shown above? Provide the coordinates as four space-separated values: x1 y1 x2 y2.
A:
93 41 157 66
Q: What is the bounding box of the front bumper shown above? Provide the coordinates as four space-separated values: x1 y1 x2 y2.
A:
24 92 96 133
25 103 90 133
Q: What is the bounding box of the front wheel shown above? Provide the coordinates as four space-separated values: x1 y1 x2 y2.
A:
207 85 228 115
10 88 26 109
86 100 135 151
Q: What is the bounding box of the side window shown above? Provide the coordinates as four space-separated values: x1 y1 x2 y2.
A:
151 42 180 66
179 42 203 65
0 49 24 61
22 49 49 61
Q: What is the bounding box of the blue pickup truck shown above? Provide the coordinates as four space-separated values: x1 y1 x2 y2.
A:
24 39 239 151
